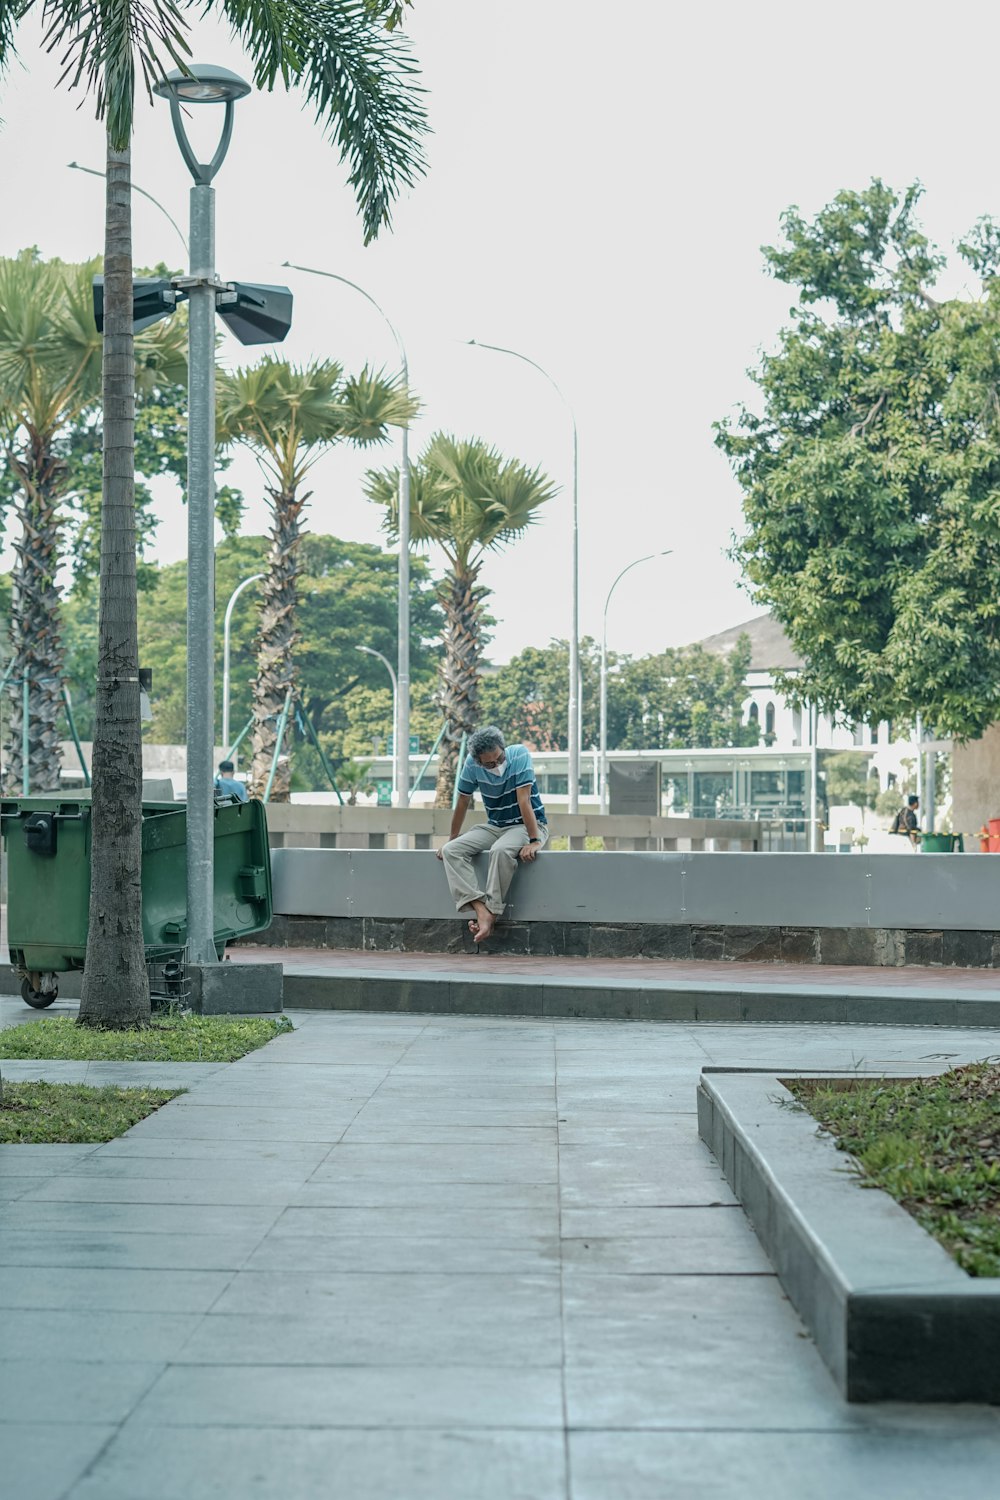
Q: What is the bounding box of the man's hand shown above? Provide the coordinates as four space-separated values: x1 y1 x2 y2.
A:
435 846 445 861
519 841 540 863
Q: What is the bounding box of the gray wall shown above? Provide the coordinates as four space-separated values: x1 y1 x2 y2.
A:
272 849 999 931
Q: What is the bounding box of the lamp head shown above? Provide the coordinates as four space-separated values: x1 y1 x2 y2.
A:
154 64 251 104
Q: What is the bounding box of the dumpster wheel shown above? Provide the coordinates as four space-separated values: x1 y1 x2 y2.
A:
20 976 57 1009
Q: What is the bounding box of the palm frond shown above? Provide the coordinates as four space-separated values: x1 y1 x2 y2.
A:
365 430 559 570
283 0 429 242
365 460 449 549
216 354 408 491
0 250 103 428
338 365 418 442
207 0 303 88
40 0 191 149
0 0 30 72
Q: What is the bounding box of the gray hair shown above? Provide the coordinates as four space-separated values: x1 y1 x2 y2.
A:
469 725 505 761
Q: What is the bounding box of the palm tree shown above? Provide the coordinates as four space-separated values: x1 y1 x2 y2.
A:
366 433 558 804
0 250 186 795
216 357 417 800
336 759 374 805
0 4 427 1028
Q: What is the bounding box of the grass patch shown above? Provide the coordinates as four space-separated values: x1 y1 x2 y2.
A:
0 1081 181 1143
791 1061 1000 1277
0 1013 293 1063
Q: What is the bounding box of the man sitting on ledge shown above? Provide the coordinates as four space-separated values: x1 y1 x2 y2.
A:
437 725 550 943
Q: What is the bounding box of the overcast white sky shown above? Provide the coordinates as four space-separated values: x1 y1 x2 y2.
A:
1 1 996 662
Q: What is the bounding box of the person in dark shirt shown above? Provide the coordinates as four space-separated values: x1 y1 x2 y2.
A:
436 725 549 942
891 794 921 849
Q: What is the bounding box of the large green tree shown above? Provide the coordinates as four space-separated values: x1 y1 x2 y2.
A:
479 639 602 751
128 534 440 760
0 1 427 1027
480 636 757 752
716 180 1000 741
216 359 417 799
367 432 558 804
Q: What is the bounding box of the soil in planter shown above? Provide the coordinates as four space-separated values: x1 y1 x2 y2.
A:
790 1062 1000 1277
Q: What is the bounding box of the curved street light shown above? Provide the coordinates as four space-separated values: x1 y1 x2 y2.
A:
68 161 189 256
284 262 413 808
467 338 581 814
356 645 399 801
222 574 264 757
600 551 672 814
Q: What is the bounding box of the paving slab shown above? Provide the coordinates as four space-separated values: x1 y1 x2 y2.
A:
1 1308 204 1362
0 1360 163 1425
304 1142 558 1185
197 1271 563 1365
66 1426 568 1500
289 1178 560 1209
267 1204 559 1239
569 1428 1000 1500
0 1266 231 1313
0 1421 116 1500
129 1363 564 1429
2 1200 284 1236
0 1230 270 1271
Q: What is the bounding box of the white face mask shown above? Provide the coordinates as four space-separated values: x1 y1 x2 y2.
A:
481 755 506 777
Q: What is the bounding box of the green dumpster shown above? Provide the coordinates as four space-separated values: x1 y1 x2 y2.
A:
1 797 273 1006
921 832 964 853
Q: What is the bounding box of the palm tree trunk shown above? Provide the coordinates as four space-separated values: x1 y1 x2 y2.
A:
433 565 484 806
250 487 305 802
2 434 67 794
78 134 150 1030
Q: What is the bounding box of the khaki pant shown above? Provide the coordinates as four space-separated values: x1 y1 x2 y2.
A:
441 822 550 917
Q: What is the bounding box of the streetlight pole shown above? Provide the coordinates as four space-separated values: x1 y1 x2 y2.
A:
153 64 252 967
468 340 581 813
356 646 399 801
284 263 412 807
599 552 671 814
222 574 264 757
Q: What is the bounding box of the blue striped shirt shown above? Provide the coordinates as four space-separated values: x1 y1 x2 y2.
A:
457 744 547 828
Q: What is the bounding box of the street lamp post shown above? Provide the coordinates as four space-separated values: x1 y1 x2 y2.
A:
599 552 672 814
284 263 412 807
356 646 399 801
222 574 264 757
468 340 581 813
153 64 252 967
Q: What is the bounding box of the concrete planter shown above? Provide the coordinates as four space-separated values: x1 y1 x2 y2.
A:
697 1070 1000 1402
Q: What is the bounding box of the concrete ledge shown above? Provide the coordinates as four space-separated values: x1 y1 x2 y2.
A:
280 966 1000 1028
697 1070 1000 1401
270 848 1000 933
0 964 283 1014
187 961 283 1015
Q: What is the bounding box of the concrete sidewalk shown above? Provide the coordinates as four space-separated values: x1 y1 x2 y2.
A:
3 998 1000 1498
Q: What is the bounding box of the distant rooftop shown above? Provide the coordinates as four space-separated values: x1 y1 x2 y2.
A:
696 613 804 672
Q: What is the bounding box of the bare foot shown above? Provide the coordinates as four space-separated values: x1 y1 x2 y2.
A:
468 902 495 944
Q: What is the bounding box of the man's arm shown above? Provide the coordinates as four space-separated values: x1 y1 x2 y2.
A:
516 784 542 860
449 793 471 841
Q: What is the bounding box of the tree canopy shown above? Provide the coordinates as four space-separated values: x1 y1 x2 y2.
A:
127 534 442 755
716 180 1000 740
480 636 757 751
